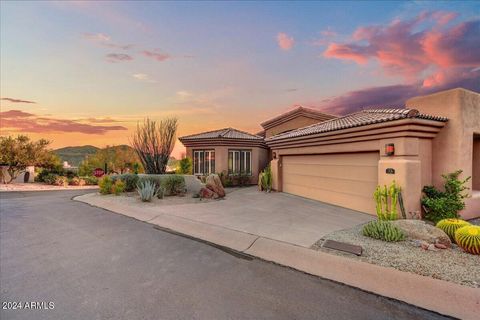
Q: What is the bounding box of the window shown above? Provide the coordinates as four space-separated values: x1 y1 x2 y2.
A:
193 150 215 175
228 150 252 175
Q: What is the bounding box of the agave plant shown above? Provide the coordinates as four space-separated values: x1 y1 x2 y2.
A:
137 180 158 202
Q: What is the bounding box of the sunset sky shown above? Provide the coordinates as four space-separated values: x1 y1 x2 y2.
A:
1 1 479 158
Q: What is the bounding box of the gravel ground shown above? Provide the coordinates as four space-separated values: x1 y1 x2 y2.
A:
469 218 480 226
312 225 480 288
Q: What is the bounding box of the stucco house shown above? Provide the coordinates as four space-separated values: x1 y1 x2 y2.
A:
179 88 479 219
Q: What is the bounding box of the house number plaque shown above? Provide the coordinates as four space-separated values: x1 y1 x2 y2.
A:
386 168 395 174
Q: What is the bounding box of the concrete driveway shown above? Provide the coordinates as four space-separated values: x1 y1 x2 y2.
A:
80 187 373 247
0 190 447 320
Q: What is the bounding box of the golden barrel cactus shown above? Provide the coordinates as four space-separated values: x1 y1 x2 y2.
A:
436 218 470 242
455 225 480 255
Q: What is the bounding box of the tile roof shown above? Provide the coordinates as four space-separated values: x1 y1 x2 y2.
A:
266 108 448 141
261 105 337 129
179 128 263 141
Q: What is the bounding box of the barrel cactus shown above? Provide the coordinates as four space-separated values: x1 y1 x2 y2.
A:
436 218 470 242
362 220 406 242
455 225 480 255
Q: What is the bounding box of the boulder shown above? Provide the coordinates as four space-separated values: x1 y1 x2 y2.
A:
391 220 451 248
199 187 216 199
205 174 225 198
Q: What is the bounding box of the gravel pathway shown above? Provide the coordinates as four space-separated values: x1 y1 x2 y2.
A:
312 225 480 288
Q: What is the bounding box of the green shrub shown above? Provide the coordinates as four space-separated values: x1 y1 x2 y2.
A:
137 180 157 202
436 218 470 242
362 220 406 242
157 186 165 199
43 173 59 185
176 157 192 174
162 175 186 196
69 177 86 186
111 174 139 192
99 176 113 195
422 170 470 223
82 176 98 185
36 168 63 182
112 180 126 195
374 181 401 220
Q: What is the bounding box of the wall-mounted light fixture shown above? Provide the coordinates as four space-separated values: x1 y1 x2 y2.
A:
272 152 277 159
385 143 395 156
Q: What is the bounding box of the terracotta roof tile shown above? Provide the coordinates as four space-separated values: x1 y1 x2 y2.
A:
266 108 448 141
179 128 263 141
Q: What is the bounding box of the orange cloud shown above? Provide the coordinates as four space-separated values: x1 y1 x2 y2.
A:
276 32 295 51
1 110 127 134
1 97 36 104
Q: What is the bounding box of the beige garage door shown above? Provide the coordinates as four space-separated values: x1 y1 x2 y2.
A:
282 152 379 214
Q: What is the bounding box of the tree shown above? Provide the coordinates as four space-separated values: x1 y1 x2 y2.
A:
78 145 143 176
0 135 58 184
176 157 192 174
131 118 178 174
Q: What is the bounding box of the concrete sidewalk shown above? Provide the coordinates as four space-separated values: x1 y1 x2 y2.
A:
74 191 480 320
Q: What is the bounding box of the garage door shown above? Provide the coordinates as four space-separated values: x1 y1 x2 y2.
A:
282 152 379 214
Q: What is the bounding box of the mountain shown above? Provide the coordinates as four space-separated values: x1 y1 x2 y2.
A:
54 145 99 167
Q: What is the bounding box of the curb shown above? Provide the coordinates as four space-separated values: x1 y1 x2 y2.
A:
74 193 480 319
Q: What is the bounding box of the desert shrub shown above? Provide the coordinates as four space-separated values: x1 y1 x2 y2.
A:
162 175 186 196
176 157 192 174
374 181 401 220
82 176 98 185
69 177 86 186
436 218 470 242
138 175 163 189
99 176 113 195
111 180 126 195
157 186 165 199
43 173 59 185
455 225 480 255
54 176 68 186
137 180 157 202
422 170 471 223
111 173 138 192
362 221 406 242
36 168 64 183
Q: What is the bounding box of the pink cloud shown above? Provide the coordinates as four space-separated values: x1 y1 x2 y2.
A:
1 97 36 104
322 12 479 84
106 53 133 62
276 32 295 51
0 110 127 134
142 50 171 62
316 68 479 115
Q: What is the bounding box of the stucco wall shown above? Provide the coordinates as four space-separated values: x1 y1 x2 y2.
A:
473 136 480 190
406 88 480 219
265 116 325 138
186 146 268 184
270 136 433 216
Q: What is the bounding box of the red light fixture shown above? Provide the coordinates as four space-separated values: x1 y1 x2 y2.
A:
385 143 395 156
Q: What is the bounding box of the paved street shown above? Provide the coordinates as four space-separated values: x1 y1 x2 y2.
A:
0 191 449 320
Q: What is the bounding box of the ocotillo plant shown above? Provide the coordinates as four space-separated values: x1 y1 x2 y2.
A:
373 181 401 220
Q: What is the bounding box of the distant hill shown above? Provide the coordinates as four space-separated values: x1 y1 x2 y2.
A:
54 145 99 166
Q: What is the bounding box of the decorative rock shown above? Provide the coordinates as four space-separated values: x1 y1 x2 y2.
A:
421 242 429 250
427 244 438 251
434 243 448 249
205 174 225 198
199 187 215 199
391 220 451 248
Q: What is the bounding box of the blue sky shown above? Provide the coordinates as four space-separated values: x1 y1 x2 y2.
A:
1 1 479 154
